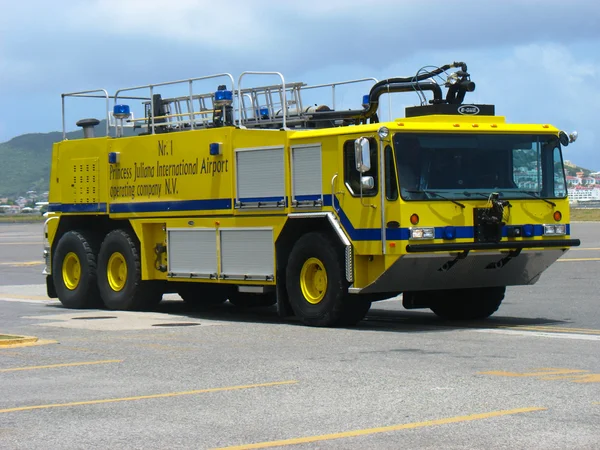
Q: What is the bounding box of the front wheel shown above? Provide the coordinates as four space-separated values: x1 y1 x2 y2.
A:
430 287 506 320
97 229 162 311
286 232 369 327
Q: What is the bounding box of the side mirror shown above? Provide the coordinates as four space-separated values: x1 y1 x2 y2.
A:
354 137 371 173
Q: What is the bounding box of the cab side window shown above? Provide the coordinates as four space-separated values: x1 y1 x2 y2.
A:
343 138 378 197
385 145 398 200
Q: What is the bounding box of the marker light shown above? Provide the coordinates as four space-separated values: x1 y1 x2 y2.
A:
378 126 389 139
410 227 435 240
113 104 131 119
553 211 562 222
523 224 534 238
209 143 222 156
410 214 419 225
443 226 456 240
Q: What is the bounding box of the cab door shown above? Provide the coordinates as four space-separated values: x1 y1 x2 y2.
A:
335 135 382 256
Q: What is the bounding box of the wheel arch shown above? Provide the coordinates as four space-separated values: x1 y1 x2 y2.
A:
275 213 353 317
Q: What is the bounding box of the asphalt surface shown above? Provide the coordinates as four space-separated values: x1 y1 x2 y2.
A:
0 222 599 449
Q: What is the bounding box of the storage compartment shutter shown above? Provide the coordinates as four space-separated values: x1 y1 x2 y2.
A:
236 147 285 207
292 144 322 206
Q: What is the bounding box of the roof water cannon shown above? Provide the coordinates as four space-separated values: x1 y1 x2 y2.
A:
307 62 478 124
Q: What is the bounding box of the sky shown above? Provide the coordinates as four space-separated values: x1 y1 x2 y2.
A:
1 0 599 169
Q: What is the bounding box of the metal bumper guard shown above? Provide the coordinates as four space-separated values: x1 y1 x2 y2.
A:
356 239 580 294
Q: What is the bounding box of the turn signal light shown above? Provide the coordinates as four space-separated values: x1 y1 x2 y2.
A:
410 214 419 225
553 211 562 222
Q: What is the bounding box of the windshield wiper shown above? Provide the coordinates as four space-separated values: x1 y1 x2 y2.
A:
514 190 556 207
407 190 465 209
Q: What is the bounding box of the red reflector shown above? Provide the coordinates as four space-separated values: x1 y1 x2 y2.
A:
554 211 562 222
410 214 419 225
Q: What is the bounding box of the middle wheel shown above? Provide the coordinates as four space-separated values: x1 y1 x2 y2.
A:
286 232 367 327
97 229 163 311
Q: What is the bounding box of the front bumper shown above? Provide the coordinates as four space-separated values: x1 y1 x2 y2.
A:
355 239 579 294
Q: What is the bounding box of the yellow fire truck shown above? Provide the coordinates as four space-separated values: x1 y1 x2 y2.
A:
44 62 580 326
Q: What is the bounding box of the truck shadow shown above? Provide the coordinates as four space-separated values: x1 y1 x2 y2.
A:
140 299 571 334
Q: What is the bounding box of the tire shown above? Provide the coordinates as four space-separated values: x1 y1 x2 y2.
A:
228 292 277 308
286 232 368 327
97 229 162 311
52 230 103 309
430 287 505 320
176 282 229 307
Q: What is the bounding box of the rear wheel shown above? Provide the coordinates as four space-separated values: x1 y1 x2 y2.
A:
286 232 369 327
52 230 102 309
430 287 506 320
97 229 162 311
176 282 229 307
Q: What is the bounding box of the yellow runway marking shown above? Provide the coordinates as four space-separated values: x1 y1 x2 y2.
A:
0 380 297 414
0 359 122 373
558 257 600 262
0 294 52 301
0 339 57 349
214 407 546 449
0 261 43 266
480 368 587 377
501 325 600 335
480 368 600 383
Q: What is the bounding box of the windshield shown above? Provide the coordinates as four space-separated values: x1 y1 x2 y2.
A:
394 133 567 201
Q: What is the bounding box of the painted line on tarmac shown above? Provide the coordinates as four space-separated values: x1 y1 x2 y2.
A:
0 339 57 349
0 295 54 304
213 407 546 449
0 359 122 373
0 242 41 246
472 328 600 341
0 261 43 266
502 325 600 335
570 247 600 251
0 380 298 415
557 257 600 262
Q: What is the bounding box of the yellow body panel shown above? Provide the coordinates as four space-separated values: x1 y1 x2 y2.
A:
47 116 572 292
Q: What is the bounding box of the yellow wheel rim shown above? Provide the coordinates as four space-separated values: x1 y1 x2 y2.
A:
300 257 328 304
107 252 127 292
62 252 81 290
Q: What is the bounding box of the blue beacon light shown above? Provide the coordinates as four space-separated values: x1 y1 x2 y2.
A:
214 87 233 105
113 104 131 119
362 95 370 109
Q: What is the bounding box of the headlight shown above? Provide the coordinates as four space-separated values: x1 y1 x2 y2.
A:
543 224 566 236
410 227 435 240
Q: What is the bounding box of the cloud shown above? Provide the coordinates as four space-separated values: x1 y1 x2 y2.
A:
0 0 599 170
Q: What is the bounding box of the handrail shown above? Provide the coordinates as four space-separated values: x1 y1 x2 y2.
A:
61 89 109 140
331 173 339 213
114 73 235 135
302 78 378 110
237 71 286 128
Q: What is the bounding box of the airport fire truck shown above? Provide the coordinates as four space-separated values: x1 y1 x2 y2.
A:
44 62 580 326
